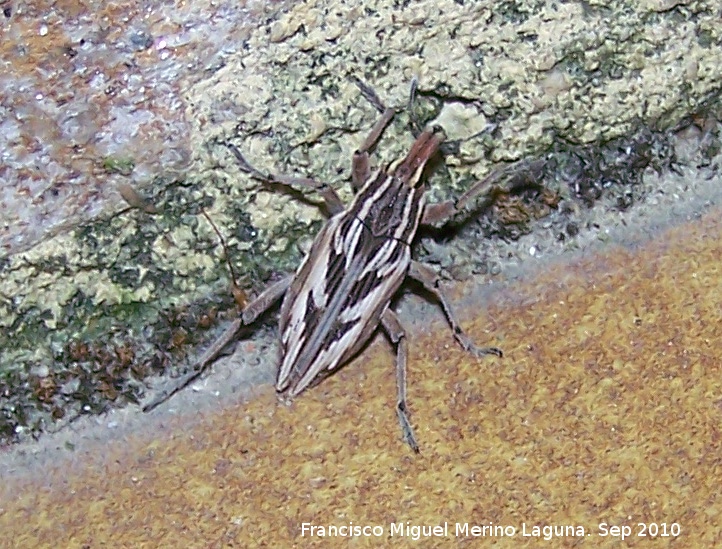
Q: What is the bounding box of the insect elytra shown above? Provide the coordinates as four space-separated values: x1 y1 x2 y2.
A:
144 79 508 452
276 127 444 396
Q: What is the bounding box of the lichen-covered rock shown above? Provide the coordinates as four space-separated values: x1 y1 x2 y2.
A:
1 0 720 443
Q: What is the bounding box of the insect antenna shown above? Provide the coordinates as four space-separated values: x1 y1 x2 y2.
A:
200 207 248 310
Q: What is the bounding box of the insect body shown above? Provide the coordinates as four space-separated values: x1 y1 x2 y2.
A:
277 129 440 395
144 82 508 452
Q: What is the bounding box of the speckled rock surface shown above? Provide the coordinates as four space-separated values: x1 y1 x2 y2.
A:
1 0 721 442
1 205 721 546
0 0 284 253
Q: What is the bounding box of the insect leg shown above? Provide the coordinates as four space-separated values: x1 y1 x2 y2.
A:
142 276 292 412
409 261 503 358
223 141 346 215
349 75 387 113
421 159 545 226
351 106 396 192
193 275 292 372
421 166 501 226
241 275 292 324
381 309 420 453
349 76 398 191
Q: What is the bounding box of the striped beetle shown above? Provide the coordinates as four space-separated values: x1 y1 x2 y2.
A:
145 80 514 452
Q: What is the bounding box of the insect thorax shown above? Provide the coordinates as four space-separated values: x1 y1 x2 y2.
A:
350 171 426 243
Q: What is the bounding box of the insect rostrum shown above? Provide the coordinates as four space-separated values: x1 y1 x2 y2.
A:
144 87 506 453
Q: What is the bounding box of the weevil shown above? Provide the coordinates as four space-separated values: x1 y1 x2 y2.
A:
144 79 529 452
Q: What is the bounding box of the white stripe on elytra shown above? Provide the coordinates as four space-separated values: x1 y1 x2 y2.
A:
394 185 424 242
354 171 394 220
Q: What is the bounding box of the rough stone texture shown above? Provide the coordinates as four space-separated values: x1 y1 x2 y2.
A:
1 206 721 546
0 0 284 253
1 0 721 441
